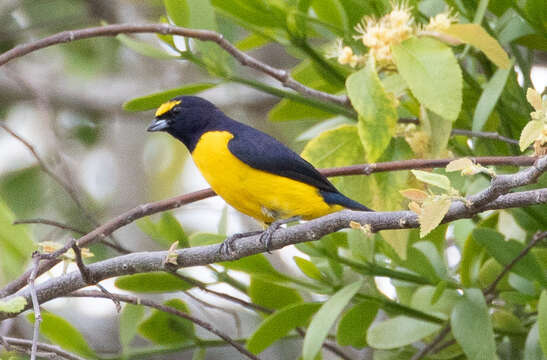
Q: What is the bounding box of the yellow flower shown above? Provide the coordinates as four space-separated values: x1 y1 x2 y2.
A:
425 9 457 31
327 39 362 67
353 1 414 65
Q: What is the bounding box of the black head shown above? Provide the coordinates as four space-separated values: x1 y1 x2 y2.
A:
147 96 221 150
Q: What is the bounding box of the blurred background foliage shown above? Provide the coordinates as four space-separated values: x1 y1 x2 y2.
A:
0 0 546 359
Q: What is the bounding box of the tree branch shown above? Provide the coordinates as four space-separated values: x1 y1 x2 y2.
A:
67 290 261 360
0 155 538 298
0 23 350 108
1 186 545 321
450 129 520 146
1 335 87 360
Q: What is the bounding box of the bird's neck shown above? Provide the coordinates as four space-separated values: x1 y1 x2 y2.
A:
169 110 235 152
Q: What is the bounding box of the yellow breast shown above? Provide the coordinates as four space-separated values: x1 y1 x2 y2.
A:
191 131 341 224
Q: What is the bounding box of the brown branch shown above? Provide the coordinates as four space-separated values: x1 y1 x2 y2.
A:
484 230 547 297
410 325 451 360
14 218 86 235
2 186 545 322
0 336 87 360
0 124 127 254
451 129 519 146
0 155 538 298
0 23 349 108
67 290 261 360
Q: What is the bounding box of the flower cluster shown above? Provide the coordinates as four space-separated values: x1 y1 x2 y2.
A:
328 3 457 67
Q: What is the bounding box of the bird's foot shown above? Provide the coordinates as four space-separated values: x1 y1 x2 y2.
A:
219 230 263 257
259 216 301 253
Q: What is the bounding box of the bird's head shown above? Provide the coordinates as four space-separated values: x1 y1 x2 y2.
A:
147 96 219 138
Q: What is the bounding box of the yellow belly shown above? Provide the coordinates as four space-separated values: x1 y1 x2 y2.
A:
192 131 342 224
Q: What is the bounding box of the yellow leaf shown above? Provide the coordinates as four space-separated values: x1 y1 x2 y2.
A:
519 120 544 152
408 201 422 214
526 88 543 112
441 24 510 69
446 158 475 172
411 170 451 190
419 197 451 238
400 188 429 202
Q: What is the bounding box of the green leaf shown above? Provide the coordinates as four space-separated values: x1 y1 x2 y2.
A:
392 37 462 121
115 272 193 293
367 315 442 349
472 66 512 132
411 170 451 190
28 312 97 358
167 0 226 72
524 322 544 360
269 99 334 121
311 0 347 33
472 228 547 287
138 299 195 345
411 286 461 319
247 302 321 354
0 296 27 313
0 199 35 285
301 125 371 207
294 256 324 281
136 212 189 248
421 109 452 158
119 304 145 349
164 0 190 28
116 34 179 59
188 232 225 246
249 277 302 310
302 279 363 360
441 24 510 69
519 120 544 152
123 83 217 112
336 300 379 348
235 32 270 51
346 57 398 162
539 290 547 357
221 253 278 276
450 288 496 360
405 241 448 281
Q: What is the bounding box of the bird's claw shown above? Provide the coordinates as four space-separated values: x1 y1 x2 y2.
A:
219 230 262 257
259 216 301 253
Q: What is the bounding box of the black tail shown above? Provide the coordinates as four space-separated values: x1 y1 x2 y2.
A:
320 190 374 212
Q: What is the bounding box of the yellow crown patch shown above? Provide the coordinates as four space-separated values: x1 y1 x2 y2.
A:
155 100 181 117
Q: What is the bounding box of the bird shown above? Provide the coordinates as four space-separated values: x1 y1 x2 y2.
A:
147 96 372 252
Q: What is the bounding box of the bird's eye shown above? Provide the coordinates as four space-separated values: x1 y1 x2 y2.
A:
171 107 181 113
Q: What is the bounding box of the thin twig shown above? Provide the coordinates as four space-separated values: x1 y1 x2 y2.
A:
484 230 547 298
68 290 261 360
413 229 547 360
451 129 519 146
0 124 128 254
1 335 87 360
410 325 451 360
71 242 122 312
0 23 349 107
14 218 86 234
27 255 41 360
0 155 539 299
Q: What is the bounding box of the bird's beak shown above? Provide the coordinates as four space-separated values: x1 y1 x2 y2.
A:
147 118 169 132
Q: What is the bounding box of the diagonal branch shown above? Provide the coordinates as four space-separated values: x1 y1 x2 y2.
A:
0 23 350 108
1 336 87 360
67 290 260 360
0 155 538 298
1 186 545 322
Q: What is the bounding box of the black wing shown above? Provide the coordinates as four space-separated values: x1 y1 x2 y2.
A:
223 120 339 193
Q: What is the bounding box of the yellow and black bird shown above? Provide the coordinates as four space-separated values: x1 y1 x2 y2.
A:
147 96 372 251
